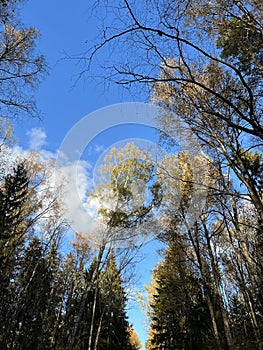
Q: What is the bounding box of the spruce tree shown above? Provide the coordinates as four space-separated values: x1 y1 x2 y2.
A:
11 236 54 350
146 237 214 350
0 163 30 282
72 251 133 350
0 162 36 349
97 252 131 350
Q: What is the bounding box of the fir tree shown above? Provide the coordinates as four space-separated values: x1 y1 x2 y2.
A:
72 251 133 350
97 252 131 350
0 162 36 349
146 237 214 350
11 237 54 350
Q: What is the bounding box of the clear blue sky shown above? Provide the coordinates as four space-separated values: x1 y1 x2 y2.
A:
12 1 165 348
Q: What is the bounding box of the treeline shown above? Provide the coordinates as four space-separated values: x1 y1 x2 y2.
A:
1 0 263 349
87 0 263 349
145 158 262 349
0 1 140 349
0 160 140 350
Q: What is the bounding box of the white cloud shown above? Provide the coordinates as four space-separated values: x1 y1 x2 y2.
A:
54 159 98 233
4 129 101 238
4 129 153 248
27 127 47 150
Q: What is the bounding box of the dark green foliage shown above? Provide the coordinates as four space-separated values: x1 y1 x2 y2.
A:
0 235 62 350
0 161 65 350
0 163 31 348
72 258 99 350
147 239 214 350
0 163 30 266
97 253 131 349
73 252 132 350
13 237 53 349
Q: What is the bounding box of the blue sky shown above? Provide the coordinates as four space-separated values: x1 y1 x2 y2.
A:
12 1 164 347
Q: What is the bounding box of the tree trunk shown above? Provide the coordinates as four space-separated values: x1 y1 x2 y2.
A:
87 281 98 350
94 311 104 350
203 221 234 350
206 292 222 349
186 223 223 349
68 245 105 350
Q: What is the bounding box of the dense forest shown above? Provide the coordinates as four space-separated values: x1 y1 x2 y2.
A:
0 0 263 349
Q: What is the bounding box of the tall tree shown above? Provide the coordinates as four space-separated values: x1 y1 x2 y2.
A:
0 156 67 349
9 237 57 350
0 162 33 349
69 246 134 350
146 235 214 350
0 162 33 280
87 5 263 347
96 251 132 350
88 0 263 226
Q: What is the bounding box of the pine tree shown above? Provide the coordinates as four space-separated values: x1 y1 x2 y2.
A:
96 252 131 350
72 250 133 350
0 162 38 349
57 252 83 350
11 236 55 350
73 256 100 350
0 163 31 282
146 237 214 350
